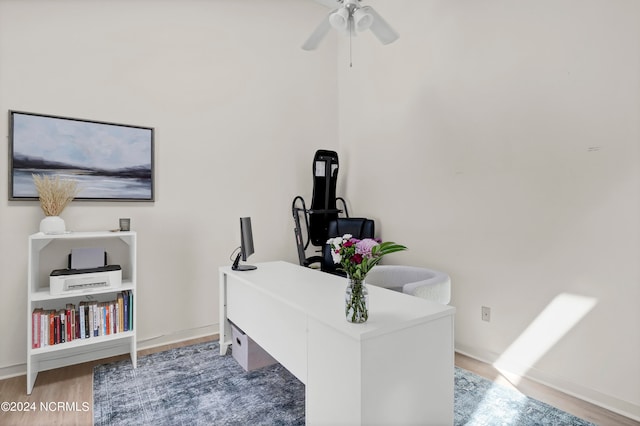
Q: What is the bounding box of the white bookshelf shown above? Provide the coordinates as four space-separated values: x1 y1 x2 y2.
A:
26 231 137 395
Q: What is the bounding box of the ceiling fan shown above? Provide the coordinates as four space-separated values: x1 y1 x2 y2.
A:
302 0 399 51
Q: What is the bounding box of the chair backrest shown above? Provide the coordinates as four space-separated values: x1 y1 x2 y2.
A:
321 218 375 275
309 150 340 246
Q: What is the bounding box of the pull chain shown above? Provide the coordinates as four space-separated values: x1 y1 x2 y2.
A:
349 17 353 68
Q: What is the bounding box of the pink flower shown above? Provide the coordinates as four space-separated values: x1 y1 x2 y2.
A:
355 238 379 258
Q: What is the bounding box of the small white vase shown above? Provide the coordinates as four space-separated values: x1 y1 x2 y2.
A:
40 216 66 234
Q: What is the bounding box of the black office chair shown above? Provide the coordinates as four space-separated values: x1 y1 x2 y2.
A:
321 217 375 276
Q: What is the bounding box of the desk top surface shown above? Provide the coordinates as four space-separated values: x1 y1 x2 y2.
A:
221 261 455 340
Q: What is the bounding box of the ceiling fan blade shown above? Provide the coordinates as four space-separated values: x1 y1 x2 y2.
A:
302 13 334 51
361 6 399 45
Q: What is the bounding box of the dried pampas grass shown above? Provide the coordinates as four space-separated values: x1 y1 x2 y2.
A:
32 174 80 216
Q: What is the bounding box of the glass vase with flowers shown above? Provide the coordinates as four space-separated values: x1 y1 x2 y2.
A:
327 234 407 323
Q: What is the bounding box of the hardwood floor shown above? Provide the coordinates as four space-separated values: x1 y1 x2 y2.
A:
0 336 637 426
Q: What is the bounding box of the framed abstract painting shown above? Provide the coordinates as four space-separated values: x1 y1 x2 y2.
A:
9 111 154 201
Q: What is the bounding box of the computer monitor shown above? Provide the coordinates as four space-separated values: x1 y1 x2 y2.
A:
232 217 257 271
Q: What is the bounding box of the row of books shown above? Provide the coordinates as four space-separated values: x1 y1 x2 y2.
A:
31 291 133 349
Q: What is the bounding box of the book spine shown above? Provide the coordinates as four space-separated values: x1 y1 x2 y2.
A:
53 314 59 344
95 303 100 337
59 310 65 344
101 304 107 336
90 303 96 337
84 305 90 338
95 304 100 337
75 308 80 339
41 310 47 347
79 304 85 339
65 308 72 342
114 302 119 334
32 310 39 349
49 312 55 346
129 291 133 330
123 291 129 332
108 303 113 335
118 294 124 333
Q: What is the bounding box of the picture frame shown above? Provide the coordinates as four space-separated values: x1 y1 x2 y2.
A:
9 111 154 201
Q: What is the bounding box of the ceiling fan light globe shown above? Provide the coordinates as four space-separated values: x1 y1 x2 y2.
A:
329 8 350 30
353 9 373 31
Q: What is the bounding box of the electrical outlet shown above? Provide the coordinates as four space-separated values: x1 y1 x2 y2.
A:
482 306 491 322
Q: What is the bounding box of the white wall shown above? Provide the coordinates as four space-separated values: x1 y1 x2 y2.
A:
0 0 337 370
338 0 639 419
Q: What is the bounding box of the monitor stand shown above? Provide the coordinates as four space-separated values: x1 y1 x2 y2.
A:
231 253 257 271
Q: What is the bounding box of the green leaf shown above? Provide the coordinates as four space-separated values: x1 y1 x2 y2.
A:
373 242 407 256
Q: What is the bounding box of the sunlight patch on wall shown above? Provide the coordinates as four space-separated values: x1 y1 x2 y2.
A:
493 293 597 385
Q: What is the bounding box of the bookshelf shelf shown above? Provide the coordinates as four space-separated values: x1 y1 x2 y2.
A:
26 231 137 395
29 330 136 355
30 281 135 302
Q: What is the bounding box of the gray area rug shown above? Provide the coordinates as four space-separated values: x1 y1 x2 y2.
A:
94 340 594 425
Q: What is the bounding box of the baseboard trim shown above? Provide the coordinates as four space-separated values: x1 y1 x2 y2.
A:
136 324 218 352
0 364 28 381
0 324 220 382
455 344 640 422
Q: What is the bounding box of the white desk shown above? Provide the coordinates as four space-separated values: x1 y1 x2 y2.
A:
219 261 455 425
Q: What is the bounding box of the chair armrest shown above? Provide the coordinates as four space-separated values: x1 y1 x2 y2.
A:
402 273 451 304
